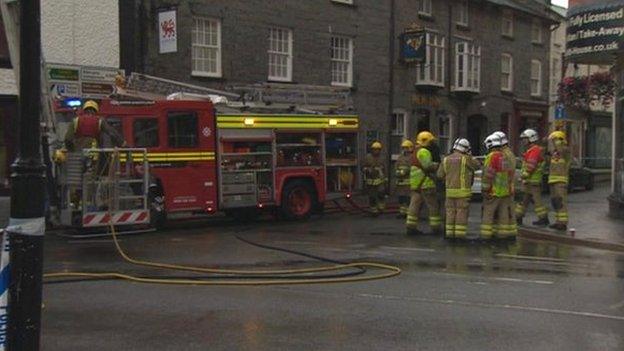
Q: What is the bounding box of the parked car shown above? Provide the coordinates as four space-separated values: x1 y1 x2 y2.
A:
540 159 594 192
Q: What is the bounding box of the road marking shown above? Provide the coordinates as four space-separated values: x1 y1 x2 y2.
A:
427 272 554 285
357 293 624 322
495 254 567 262
381 246 436 253
67 239 120 244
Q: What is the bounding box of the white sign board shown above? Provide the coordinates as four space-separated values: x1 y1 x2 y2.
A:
158 9 178 54
46 63 124 99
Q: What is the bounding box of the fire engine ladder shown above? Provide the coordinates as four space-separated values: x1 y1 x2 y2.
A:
120 72 240 101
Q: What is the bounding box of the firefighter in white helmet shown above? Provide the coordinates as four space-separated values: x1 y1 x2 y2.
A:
493 131 517 236
394 140 414 218
516 129 549 226
406 131 441 235
362 141 387 216
481 133 515 240
437 138 480 239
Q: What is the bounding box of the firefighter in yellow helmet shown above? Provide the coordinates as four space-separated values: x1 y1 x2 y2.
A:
547 130 571 231
64 100 125 151
394 140 414 219
406 131 442 235
437 138 480 240
362 141 387 216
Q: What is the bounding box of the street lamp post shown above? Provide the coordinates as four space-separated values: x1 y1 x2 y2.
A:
7 0 45 349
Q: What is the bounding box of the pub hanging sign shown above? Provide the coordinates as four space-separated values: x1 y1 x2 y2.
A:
400 25 427 63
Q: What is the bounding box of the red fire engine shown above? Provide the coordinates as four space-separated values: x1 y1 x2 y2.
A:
53 98 360 229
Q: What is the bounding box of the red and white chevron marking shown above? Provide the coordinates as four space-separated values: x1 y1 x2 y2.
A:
82 210 149 227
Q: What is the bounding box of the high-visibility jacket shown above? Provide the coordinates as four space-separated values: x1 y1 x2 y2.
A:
74 115 102 139
521 144 545 185
437 151 480 198
395 153 412 187
548 140 571 184
363 153 386 186
482 150 512 197
410 147 436 191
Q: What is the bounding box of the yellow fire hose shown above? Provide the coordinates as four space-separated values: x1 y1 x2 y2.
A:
44 150 401 286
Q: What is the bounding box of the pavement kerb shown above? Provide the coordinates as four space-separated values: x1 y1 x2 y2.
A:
518 227 624 252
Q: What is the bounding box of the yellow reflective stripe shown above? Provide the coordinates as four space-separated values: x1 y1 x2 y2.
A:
119 151 216 162
460 156 466 190
217 115 359 129
446 188 471 197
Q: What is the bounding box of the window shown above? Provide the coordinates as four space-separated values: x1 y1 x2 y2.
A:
331 36 353 87
391 111 407 136
551 57 560 96
437 112 450 154
501 53 513 92
502 11 513 37
456 1 469 27
416 33 445 87
454 41 480 92
531 20 542 44
531 60 542 97
418 0 433 16
168 112 198 148
268 27 293 82
133 118 159 147
191 18 221 77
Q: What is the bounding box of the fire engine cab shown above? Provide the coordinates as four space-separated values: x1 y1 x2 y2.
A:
53 97 360 229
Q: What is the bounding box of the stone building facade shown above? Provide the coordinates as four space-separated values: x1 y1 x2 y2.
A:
391 0 558 156
120 0 393 155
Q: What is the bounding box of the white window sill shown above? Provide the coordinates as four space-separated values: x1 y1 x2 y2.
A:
418 12 433 18
192 71 222 78
415 80 444 87
501 88 513 93
331 82 353 88
453 87 480 93
502 33 514 39
268 76 293 83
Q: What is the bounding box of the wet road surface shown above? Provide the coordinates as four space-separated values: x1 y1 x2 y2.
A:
42 213 624 350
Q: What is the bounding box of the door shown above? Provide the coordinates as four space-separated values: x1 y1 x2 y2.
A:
467 114 487 156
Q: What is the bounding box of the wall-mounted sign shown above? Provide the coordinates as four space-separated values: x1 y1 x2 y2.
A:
46 63 124 99
566 0 624 64
411 94 440 108
158 9 178 54
400 28 426 63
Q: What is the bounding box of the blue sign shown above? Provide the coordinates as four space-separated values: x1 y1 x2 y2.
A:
555 104 567 120
400 30 426 63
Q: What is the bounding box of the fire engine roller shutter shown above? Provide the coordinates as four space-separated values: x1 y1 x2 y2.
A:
217 115 359 129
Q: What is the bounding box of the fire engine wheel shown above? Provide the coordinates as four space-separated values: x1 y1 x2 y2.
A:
280 180 317 221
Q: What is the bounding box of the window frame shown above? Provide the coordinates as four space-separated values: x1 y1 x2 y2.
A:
531 20 543 44
132 117 160 148
391 110 408 137
454 41 481 92
418 0 433 16
456 1 469 27
416 33 445 87
167 111 199 149
268 27 294 82
531 59 542 97
501 11 514 38
330 36 354 87
191 17 222 78
501 53 513 92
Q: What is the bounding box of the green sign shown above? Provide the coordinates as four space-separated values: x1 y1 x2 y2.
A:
48 68 79 81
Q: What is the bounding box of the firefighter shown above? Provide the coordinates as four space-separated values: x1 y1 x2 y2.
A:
64 100 125 151
362 141 387 216
406 131 441 235
515 129 549 226
493 131 517 236
395 140 414 219
547 131 571 231
481 134 515 240
437 138 480 239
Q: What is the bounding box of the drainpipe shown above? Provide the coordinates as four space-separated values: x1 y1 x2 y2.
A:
387 0 396 189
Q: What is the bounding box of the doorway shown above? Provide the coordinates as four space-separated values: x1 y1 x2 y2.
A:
467 114 487 156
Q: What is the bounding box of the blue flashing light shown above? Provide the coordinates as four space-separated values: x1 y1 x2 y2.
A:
63 98 82 108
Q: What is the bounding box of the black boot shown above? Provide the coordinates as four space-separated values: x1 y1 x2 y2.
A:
532 217 550 226
549 223 567 231
406 228 422 236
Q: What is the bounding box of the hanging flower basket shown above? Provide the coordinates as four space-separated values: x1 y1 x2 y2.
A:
557 72 616 111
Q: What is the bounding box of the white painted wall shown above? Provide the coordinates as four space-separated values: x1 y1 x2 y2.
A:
41 0 119 67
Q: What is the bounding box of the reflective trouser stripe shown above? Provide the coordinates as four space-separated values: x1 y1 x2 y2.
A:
406 214 418 229
454 224 467 238
535 206 548 217
515 204 525 216
480 224 493 238
445 224 454 237
429 216 442 228
555 212 568 223
400 206 408 215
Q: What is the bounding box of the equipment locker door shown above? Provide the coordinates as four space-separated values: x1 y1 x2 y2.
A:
162 109 217 212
